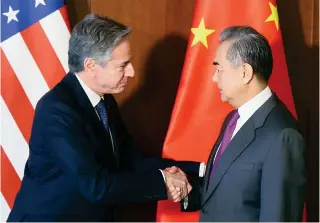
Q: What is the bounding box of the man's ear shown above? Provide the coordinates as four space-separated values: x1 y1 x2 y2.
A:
83 58 96 75
240 63 254 84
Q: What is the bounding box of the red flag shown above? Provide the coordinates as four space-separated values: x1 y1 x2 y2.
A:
1 1 70 221
156 0 304 221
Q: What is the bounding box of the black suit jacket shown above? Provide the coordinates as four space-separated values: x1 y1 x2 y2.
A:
183 95 306 222
8 73 200 222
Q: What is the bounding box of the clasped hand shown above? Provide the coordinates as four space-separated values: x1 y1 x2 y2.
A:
163 166 192 203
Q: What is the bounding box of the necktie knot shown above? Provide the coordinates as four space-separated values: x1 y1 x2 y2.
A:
228 109 240 127
95 99 109 131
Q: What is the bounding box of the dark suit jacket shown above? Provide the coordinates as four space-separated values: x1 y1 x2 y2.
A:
182 95 306 222
8 73 200 222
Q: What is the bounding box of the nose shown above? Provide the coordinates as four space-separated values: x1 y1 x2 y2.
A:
125 63 135 77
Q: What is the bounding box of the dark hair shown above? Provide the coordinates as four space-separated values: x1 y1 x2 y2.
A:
220 26 273 82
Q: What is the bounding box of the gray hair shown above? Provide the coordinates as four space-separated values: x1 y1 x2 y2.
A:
220 26 273 82
68 13 131 73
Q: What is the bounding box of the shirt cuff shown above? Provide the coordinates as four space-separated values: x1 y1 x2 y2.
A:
183 196 188 209
199 162 206 177
159 169 166 183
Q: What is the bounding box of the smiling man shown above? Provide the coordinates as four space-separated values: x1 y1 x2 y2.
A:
7 13 203 222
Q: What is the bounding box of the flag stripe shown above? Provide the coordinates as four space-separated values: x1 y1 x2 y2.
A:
1 50 34 142
1 146 22 209
59 6 71 32
40 10 70 73
1 34 49 108
1 1 70 216
1 96 29 179
1 0 65 42
21 22 66 89
1 193 11 222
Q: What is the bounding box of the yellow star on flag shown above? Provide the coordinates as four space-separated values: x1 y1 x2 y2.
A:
265 2 279 30
191 18 215 48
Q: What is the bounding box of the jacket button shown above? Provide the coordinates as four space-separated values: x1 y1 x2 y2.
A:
201 208 208 213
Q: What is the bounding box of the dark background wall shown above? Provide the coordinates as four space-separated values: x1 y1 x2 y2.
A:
65 0 319 221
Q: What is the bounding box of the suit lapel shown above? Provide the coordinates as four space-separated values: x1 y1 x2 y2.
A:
203 112 233 192
62 73 117 166
202 95 278 205
203 119 255 204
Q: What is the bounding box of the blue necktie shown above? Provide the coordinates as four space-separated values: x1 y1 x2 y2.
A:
95 99 118 157
95 99 109 131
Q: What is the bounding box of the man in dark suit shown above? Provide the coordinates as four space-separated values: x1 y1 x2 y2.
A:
7 13 204 222
179 26 306 221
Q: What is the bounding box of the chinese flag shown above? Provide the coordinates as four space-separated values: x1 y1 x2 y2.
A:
156 0 306 222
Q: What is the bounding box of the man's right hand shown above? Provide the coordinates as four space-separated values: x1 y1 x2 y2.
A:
163 167 192 202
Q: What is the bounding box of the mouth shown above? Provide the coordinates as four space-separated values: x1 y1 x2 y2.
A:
119 80 128 87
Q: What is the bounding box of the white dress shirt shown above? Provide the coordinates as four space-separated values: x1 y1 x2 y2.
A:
233 86 273 138
75 74 102 108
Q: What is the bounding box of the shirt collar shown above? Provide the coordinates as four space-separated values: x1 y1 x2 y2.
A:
75 73 102 107
237 86 273 123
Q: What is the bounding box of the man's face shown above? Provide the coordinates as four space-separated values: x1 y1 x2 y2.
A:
212 41 243 106
95 39 134 94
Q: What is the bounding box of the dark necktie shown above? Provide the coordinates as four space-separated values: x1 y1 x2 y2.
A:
95 99 118 157
210 110 240 176
95 99 109 132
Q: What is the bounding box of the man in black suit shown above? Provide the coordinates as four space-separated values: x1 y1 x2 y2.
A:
179 26 306 221
7 13 204 222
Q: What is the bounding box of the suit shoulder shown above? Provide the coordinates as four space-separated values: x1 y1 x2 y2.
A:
279 128 305 142
36 79 75 114
265 102 298 131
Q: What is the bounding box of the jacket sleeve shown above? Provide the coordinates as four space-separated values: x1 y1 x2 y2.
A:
41 102 168 205
259 128 307 221
108 95 201 174
180 172 203 212
130 142 201 174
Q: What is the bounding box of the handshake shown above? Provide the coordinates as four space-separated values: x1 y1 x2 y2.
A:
162 166 192 203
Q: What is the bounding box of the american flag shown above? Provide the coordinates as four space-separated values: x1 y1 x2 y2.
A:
1 0 70 220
